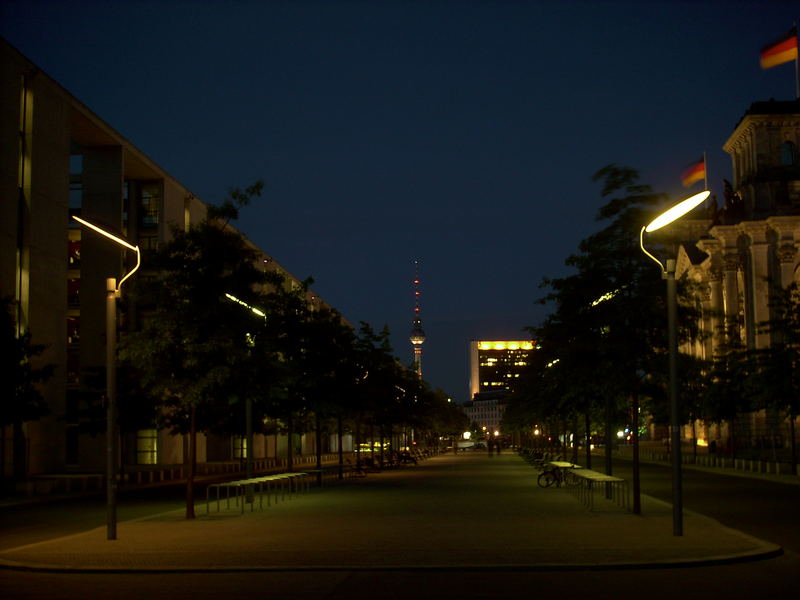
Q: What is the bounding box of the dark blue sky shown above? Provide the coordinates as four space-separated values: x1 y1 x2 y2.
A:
2 1 798 402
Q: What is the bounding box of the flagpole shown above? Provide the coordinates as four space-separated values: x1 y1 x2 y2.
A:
703 151 708 191
795 23 799 99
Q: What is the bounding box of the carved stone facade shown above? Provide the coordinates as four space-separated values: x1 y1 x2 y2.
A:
680 217 800 355
674 101 800 457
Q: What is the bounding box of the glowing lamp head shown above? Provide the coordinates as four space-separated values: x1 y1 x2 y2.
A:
645 190 710 233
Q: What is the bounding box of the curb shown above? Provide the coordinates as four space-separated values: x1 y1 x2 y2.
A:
0 544 783 574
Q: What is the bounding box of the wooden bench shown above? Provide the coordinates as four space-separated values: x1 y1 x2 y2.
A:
564 468 629 511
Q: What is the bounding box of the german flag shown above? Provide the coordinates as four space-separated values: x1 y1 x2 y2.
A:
681 157 706 188
760 27 798 69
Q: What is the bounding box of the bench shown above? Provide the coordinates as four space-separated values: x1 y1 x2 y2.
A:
304 464 361 486
205 472 310 514
564 468 629 511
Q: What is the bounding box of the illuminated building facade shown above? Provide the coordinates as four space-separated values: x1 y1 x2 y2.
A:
464 340 534 432
673 100 800 454
469 340 534 398
462 392 506 435
1 39 342 481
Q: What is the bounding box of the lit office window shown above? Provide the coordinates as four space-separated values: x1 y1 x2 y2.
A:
233 436 248 459
136 429 158 465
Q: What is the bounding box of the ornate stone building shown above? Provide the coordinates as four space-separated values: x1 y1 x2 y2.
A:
675 100 800 456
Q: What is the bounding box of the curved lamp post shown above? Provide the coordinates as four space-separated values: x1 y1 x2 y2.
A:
223 292 266 485
73 216 140 540
639 190 709 537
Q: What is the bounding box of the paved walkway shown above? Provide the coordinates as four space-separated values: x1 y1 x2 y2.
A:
0 452 781 572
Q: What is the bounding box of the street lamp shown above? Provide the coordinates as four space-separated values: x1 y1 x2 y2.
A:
223 292 266 484
639 189 710 537
73 216 141 541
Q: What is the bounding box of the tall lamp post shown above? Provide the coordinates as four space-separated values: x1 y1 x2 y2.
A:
73 216 141 541
639 190 709 537
224 293 266 483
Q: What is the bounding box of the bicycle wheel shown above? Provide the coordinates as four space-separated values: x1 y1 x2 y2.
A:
537 471 557 488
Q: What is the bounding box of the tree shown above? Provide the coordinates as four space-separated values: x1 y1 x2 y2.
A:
750 283 800 473
518 165 704 513
0 297 54 480
701 321 755 459
120 185 266 518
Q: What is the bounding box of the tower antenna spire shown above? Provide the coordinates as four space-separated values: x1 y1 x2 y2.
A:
409 260 426 378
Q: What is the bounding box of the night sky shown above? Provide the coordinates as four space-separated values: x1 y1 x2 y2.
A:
2 1 798 402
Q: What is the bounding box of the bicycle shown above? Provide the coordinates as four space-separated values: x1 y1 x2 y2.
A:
537 465 566 488
537 461 579 488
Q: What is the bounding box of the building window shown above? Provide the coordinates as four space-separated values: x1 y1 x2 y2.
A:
68 240 81 267
136 429 158 465
780 141 797 166
139 183 160 228
66 350 80 385
139 235 158 252
67 278 80 307
69 180 82 210
233 436 248 459
67 316 80 344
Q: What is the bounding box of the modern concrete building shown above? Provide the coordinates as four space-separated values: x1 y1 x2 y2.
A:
464 340 534 432
673 99 800 455
468 340 534 398
1 38 345 483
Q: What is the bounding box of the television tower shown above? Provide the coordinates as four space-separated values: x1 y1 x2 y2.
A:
409 260 426 378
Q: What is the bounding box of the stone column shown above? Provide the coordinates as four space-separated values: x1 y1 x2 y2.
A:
723 254 741 341
697 238 724 356
777 244 798 288
767 216 800 289
711 225 743 343
708 270 723 355
740 222 771 349
698 283 713 360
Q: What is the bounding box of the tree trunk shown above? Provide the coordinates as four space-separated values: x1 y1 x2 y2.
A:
287 411 294 473
584 411 592 469
12 422 26 479
355 416 361 466
572 416 579 464
337 414 344 480
631 393 641 515
185 405 196 519
605 398 613 476
315 413 322 487
370 423 375 462
605 398 614 500
790 412 797 476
